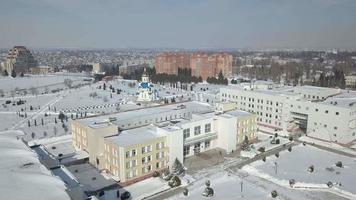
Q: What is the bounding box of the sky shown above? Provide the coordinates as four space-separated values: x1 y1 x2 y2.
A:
0 0 356 49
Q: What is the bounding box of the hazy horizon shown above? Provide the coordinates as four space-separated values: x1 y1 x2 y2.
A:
1 0 356 49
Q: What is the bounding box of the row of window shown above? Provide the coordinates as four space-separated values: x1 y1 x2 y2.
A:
221 93 282 107
125 142 165 158
120 112 191 128
183 123 211 139
126 161 166 179
126 152 166 169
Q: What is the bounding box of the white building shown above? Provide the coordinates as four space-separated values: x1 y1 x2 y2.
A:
220 83 356 146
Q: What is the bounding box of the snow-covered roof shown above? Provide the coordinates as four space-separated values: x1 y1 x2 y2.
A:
0 130 70 200
107 125 165 147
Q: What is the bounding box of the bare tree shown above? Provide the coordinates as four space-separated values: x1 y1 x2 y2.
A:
29 87 38 96
64 79 73 88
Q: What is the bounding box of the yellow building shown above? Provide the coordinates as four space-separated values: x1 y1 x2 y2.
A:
71 102 258 185
103 125 169 185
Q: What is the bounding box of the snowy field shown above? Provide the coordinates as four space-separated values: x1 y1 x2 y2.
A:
0 130 70 200
170 172 269 200
0 73 89 94
243 144 356 198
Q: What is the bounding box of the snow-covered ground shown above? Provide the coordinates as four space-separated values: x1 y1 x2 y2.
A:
100 177 170 200
170 172 270 200
0 130 70 200
243 144 356 198
0 74 89 94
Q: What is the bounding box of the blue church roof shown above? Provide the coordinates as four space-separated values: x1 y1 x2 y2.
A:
139 82 150 89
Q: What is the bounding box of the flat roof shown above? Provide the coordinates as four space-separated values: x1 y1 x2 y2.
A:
219 110 253 118
107 125 165 147
77 101 212 127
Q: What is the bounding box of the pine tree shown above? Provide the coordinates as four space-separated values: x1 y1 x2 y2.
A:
11 70 17 78
171 158 184 175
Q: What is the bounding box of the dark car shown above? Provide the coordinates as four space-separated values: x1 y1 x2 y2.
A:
121 191 131 200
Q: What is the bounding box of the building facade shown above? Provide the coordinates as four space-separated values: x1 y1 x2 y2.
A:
220 84 356 146
71 101 257 185
154 53 190 75
154 52 233 80
2 46 37 74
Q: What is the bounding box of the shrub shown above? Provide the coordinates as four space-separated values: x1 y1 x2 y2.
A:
205 180 210 187
289 136 293 141
168 176 181 188
327 181 333 188
183 188 188 196
308 165 314 173
271 190 278 198
152 171 160 177
258 147 265 153
289 179 296 187
335 161 343 168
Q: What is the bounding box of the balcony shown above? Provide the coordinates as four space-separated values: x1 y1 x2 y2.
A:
184 132 217 145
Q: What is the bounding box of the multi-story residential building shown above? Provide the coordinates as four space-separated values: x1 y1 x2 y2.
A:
190 53 215 80
345 75 356 88
154 52 190 75
71 101 257 185
1 46 37 74
154 52 233 80
220 84 356 146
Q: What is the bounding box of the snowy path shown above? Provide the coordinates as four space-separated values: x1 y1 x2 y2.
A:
10 91 68 130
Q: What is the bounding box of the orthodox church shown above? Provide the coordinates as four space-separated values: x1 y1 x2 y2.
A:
137 68 156 102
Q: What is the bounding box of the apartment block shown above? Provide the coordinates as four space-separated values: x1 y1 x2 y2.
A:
154 53 190 75
154 52 233 80
2 46 37 74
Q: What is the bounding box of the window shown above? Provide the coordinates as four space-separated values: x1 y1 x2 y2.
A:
194 126 201 135
205 140 210 149
183 145 190 156
183 128 190 139
132 149 136 157
205 123 211 133
125 151 130 158
141 145 151 154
